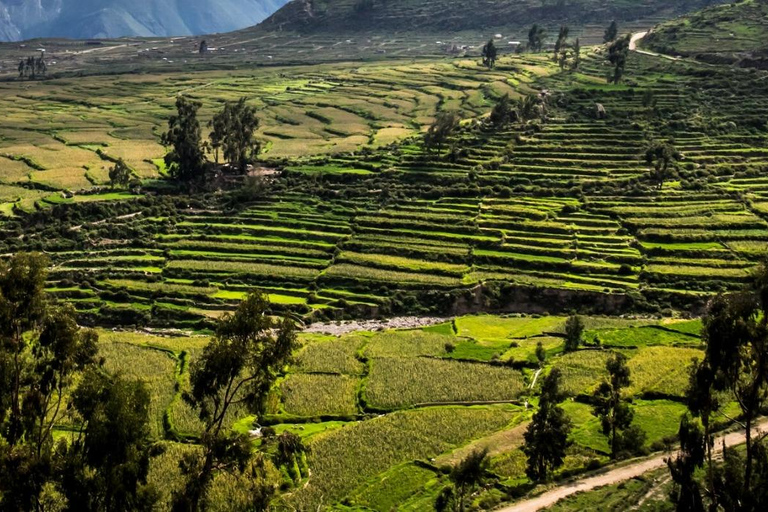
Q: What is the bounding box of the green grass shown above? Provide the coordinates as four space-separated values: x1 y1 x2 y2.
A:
364 330 453 358
280 373 359 417
632 399 688 447
554 350 612 397
587 326 702 348
99 341 177 438
287 406 516 509
545 468 674 511
347 462 438 511
365 357 525 409
627 346 703 398
455 315 566 342
561 401 610 454
294 334 366 375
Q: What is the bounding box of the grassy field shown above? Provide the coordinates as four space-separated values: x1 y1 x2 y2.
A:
5 42 768 325
2 6 767 509
70 314 719 509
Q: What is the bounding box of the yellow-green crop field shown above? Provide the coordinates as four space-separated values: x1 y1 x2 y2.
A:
65 313 711 510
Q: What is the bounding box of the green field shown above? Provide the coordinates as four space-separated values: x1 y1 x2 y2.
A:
60 313 712 510
4 35 768 327
1 2 767 509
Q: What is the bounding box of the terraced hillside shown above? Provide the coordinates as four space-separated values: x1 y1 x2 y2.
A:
89 314 712 510
0 58 550 212
644 0 768 65
0 0 728 79
2 40 768 328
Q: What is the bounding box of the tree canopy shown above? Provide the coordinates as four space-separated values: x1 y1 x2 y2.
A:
161 96 207 184
481 39 498 69
208 97 261 171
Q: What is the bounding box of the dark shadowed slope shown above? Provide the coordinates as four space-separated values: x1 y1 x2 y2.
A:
259 0 727 34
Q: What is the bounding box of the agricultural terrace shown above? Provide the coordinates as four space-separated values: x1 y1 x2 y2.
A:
0 57 551 212
75 314 713 510
644 0 768 58
1 43 767 325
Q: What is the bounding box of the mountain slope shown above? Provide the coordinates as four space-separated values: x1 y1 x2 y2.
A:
0 0 290 41
644 0 768 63
260 0 727 34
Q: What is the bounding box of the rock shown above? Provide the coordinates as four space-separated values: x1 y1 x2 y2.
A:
595 103 607 119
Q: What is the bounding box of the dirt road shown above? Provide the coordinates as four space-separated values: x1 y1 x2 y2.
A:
496 418 768 512
629 31 680 61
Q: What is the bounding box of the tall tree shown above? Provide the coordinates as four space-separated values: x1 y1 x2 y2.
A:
61 369 158 512
645 141 680 190
604 20 618 43
108 159 133 189
684 358 719 508
173 291 297 512
564 315 584 352
607 35 631 84
1 253 157 512
572 38 581 70
208 98 261 172
666 414 705 512
424 111 460 154
161 96 207 184
273 431 309 484
592 353 644 459
450 449 488 512
528 24 546 53
481 39 498 69
0 252 55 447
554 25 569 61
696 267 768 504
516 94 544 123
522 368 572 481
489 94 515 127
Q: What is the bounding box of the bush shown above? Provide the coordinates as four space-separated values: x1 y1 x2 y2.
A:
615 425 648 459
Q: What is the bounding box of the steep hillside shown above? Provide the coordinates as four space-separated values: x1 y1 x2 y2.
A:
261 0 726 34
0 0 289 41
644 0 768 65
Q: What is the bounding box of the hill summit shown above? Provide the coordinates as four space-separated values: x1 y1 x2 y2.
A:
260 0 727 34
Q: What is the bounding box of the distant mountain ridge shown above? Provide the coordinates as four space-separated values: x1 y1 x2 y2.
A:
0 0 290 41
260 0 729 33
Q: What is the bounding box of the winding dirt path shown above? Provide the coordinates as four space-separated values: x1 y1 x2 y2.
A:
496 418 768 512
629 31 681 61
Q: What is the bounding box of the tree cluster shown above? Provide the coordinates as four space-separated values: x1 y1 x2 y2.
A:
645 140 681 190
162 95 261 186
488 93 547 129
481 39 498 69
0 253 157 512
18 55 47 80
607 35 631 84
424 111 461 154
435 449 489 512
172 290 298 512
592 353 646 459
523 369 572 481
108 159 135 189
668 262 768 511
527 24 546 53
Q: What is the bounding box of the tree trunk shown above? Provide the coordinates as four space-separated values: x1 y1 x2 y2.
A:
744 412 753 496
